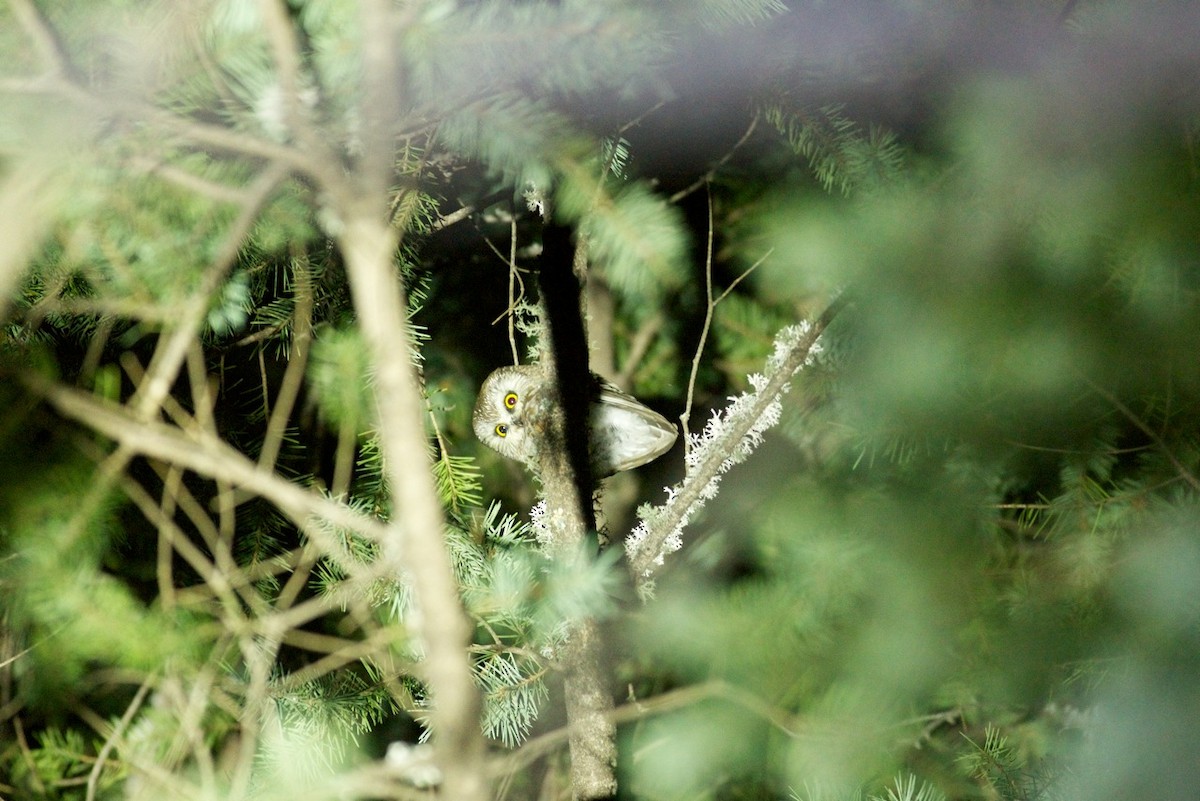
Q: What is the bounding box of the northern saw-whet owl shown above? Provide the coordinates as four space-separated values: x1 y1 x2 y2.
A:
473 365 677 477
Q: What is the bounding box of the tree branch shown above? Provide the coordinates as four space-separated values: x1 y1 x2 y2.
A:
627 293 848 583
19 372 384 574
336 210 488 801
129 162 288 419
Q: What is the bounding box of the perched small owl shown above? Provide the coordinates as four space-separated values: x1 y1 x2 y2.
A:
473 365 677 477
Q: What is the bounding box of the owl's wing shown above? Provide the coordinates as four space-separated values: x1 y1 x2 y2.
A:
589 375 678 475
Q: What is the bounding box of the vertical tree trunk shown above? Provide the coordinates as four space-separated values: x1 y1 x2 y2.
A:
537 223 618 799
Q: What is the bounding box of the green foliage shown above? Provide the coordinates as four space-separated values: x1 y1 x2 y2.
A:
2 725 118 799
477 651 549 748
307 325 374 430
558 172 691 300
206 270 252 335
958 725 1055 801
3 2 1200 800
713 292 794 385
764 103 905 196
791 773 946 801
264 671 400 777
432 451 484 514
0 442 207 707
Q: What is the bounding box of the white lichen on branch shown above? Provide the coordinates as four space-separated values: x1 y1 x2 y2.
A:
624 311 839 594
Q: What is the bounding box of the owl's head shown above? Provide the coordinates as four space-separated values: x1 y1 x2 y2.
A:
472 365 541 465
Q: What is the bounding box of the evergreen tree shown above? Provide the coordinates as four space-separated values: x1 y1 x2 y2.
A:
2 1 1200 800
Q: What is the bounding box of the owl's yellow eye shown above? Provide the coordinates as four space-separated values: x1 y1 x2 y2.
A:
495 423 508 438
503 392 518 410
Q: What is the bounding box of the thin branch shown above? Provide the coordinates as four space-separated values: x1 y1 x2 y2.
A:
130 162 288 420
681 184 716 459
509 213 521 364
277 627 409 691
118 469 251 624
628 294 847 580
85 679 153 801
493 679 806 780
13 716 46 794
1085 377 1200 492
185 340 217 435
678 211 772 455
614 311 665 390
617 99 667 135
125 156 253 206
431 203 476 231
669 113 760 204
20 372 386 572
715 248 772 305
336 210 487 800
258 254 314 471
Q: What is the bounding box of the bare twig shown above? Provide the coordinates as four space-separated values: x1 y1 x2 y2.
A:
493 679 806 780
125 156 252 206
21 372 386 572
118 469 251 623
431 203 476 231
614 311 665 390
669 114 760 204
509 214 521 364
184 341 217 435
680 202 773 461
130 163 288 420
258 255 314 471
85 679 153 801
715 248 772 305
681 184 716 458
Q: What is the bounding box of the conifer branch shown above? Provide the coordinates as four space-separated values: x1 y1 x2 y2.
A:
614 310 664 389
1085 377 1200 492
0 162 63 324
